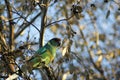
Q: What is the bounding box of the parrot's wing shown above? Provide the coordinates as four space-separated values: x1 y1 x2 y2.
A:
36 46 47 55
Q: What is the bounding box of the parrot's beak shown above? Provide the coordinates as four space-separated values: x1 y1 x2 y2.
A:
57 38 61 47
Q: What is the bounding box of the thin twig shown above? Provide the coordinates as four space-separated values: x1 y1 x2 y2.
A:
12 7 40 33
12 7 41 39
79 28 106 79
45 15 74 28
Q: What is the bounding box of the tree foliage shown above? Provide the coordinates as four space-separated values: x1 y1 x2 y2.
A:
0 0 120 80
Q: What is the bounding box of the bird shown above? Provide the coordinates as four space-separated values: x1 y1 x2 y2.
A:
28 38 61 68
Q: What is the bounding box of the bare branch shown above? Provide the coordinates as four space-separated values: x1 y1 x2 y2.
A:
45 15 74 28
79 28 106 79
39 0 48 47
4 0 15 73
4 0 14 51
14 11 41 39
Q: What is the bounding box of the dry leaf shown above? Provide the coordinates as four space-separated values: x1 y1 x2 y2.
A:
97 55 103 62
62 47 68 56
62 71 70 80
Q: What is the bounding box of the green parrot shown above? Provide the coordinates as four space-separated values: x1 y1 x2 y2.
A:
28 38 61 68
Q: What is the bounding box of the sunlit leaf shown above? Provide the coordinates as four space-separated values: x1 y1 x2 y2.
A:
87 10 94 16
79 25 85 30
62 71 70 80
84 41 88 46
106 51 115 60
20 31 24 36
97 55 103 62
116 49 120 56
97 50 102 55
50 24 59 34
62 47 68 56
96 61 101 68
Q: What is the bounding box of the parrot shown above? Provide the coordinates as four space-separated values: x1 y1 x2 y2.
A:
28 38 61 68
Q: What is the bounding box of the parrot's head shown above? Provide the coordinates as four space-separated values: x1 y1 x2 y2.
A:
49 38 61 47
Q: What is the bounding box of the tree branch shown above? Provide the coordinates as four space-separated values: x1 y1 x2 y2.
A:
4 0 14 51
79 28 106 79
4 0 15 73
14 11 41 39
39 0 48 47
45 15 74 28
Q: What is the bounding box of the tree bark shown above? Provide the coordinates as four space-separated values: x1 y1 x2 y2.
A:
4 0 15 73
39 0 48 47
